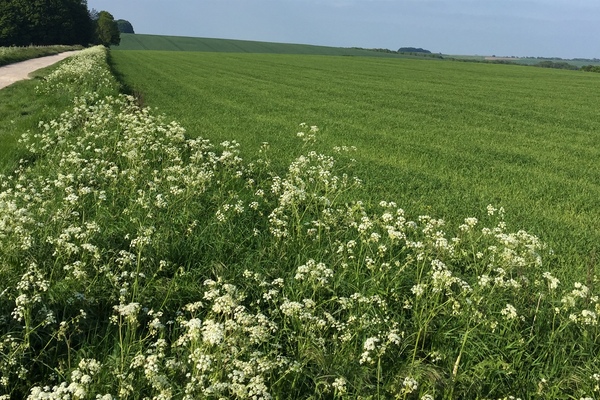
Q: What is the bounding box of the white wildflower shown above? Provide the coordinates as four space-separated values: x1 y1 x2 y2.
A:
114 302 140 317
501 303 518 320
402 376 418 394
202 320 224 345
332 377 347 394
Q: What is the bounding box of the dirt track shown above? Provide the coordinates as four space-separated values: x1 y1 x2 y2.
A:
0 51 80 90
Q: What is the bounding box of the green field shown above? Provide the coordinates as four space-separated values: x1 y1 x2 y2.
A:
2 45 600 399
445 55 600 68
110 49 600 275
509 58 600 68
119 33 600 68
118 33 401 57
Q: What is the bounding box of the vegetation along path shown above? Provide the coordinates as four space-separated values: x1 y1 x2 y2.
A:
0 50 80 90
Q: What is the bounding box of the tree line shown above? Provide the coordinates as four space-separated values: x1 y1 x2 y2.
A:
0 0 128 47
534 60 578 70
580 65 600 73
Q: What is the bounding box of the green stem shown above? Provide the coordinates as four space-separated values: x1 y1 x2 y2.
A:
131 246 143 302
453 328 469 378
377 356 382 400
448 322 472 399
411 329 421 366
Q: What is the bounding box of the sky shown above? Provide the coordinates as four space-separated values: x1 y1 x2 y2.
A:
87 0 600 59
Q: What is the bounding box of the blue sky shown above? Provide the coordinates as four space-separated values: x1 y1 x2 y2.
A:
87 0 600 59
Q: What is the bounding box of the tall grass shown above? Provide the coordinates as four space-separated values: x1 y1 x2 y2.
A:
1 46 599 399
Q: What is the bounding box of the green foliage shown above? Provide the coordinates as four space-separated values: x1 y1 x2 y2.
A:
0 0 94 46
535 60 579 70
95 11 120 47
399 47 432 53
349 47 444 59
581 65 600 73
2 47 600 399
116 19 135 34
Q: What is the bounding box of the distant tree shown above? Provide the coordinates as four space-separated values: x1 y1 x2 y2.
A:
96 11 120 46
116 19 134 34
398 47 432 54
535 60 578 70
0 0 94 46
0 0 27 45
66 0 95 45
581 65 600 73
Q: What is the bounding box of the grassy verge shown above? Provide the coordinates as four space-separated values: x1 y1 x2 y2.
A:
0 45 83 67
0 44 85 174
0 58 87 175
0 46 599 399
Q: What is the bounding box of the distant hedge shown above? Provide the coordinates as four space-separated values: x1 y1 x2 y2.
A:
535 60 578 70
398 47 431 53
581 65 600 73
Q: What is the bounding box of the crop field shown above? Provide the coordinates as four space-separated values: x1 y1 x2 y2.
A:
110 49 600 274
119 34 600 67
1 46 600 399
117 33 412 57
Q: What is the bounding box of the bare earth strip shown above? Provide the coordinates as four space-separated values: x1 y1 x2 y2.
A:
0 51 80 90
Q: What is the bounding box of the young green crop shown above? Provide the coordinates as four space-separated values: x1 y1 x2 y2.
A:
110 50 600 280
117 33 413 57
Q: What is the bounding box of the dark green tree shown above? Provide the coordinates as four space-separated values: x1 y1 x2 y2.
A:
535 60 578 70
95 11 120 46
65 0 95 45
0 0 28 45
581 65 600 73
0 0 94 46
398 47 432 54
116 19 134 34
